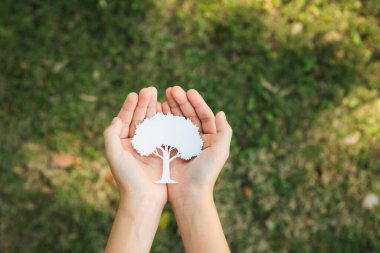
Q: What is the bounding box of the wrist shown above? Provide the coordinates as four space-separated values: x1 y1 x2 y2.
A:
119 183 167 208
170 187 214 214
119 193 165 215
106 191 164 253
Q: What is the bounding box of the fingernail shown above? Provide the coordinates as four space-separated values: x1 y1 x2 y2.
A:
220 111 226 118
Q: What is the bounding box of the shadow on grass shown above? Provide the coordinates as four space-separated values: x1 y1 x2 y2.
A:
0 170 111 253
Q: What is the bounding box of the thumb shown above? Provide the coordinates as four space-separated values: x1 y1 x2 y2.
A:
215 111 233 146
104 117 123 160
216 111 232 135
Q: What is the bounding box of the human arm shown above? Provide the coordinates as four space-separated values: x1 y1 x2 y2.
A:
105 193 164 253
165 86 232 253
104 87 166 253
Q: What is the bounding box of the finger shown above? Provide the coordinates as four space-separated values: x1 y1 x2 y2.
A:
166 87 183 116
157 101 162 113
200 134 213 149
171 86 202 131
145 87 158 118
215 111 233 143
118 92 138 138
187 89 216 134
104 117 123 161
162 101 171 114
129 88 152 137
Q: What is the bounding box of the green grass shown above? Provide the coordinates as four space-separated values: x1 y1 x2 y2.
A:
1 0 380 252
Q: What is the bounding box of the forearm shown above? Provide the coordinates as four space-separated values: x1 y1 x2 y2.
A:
105 196 164 253
172 191 230 253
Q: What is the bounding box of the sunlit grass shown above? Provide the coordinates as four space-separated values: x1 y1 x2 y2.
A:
1 0 379 252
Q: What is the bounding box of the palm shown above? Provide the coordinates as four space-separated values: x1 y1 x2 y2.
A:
105 86 231 206
167 135 224 201
104 87 168 205
161 86 231 203
118 138 167 201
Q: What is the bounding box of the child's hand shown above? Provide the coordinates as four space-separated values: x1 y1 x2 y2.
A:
104 87 169 253
104 86 231 253
103 87 167 208
162 86 233 206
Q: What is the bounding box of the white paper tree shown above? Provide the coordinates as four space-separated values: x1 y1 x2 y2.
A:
131 113 203 183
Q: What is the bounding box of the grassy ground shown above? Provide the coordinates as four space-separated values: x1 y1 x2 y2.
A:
1 0 380 252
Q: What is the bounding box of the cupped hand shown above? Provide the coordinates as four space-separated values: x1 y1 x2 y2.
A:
162 86 233 204
103 87 167 206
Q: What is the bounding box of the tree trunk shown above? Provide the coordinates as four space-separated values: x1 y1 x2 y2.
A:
155 150 177 184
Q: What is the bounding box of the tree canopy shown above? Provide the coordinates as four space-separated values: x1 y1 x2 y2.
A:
131 113 203 160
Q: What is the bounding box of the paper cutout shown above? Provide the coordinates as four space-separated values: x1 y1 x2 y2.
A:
131 113 203 183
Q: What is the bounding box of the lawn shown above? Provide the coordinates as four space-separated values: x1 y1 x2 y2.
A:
1 0 380 252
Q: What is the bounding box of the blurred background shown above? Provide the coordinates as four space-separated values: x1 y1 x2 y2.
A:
1 0 380 252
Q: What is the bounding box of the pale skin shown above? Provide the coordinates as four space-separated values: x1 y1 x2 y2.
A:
104 86 232 253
